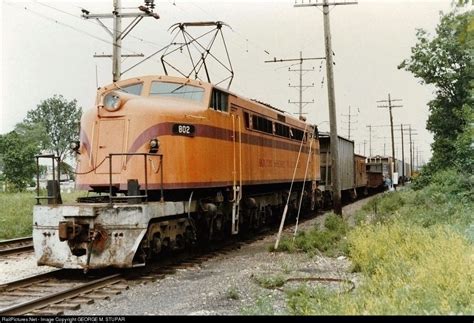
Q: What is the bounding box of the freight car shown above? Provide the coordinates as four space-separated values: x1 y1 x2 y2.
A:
318 133 368 204
366 155 393 190
354 154 368 197
366 156 411 189
33 75 320 270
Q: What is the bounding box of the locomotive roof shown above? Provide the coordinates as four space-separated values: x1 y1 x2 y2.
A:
99 75 310 128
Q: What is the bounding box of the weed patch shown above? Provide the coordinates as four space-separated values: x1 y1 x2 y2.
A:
284 169 474 314
254 275 286 289
226 286 240 300
272 213 349 257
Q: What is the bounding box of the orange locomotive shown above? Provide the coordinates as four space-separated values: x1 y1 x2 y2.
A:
33 75 320 269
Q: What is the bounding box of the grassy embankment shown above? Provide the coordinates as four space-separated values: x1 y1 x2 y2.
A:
0 190 87 240
272 169 473 315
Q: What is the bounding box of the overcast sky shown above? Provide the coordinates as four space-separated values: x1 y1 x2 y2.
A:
1 0 462 164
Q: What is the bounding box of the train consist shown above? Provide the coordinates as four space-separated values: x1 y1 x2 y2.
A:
32 75 407 270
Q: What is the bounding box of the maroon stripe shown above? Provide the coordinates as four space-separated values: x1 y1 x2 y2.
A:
127 122 311 154
126 123 169 162
80 129 93 165
77 178 304 191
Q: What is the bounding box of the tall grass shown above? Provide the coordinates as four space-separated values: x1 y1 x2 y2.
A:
272 213 349 257
286 169 474 315
0 192 37 239
0 190 89 240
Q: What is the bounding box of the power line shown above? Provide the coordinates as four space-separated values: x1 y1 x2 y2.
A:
81 0 160 82
341 105 358 140
377 93 403 181
265 52 324 118
35 1 166 50
293 0 358 216
5 2 124 50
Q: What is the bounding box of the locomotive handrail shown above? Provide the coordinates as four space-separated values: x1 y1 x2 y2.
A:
34 154 61 205
107 153 163 205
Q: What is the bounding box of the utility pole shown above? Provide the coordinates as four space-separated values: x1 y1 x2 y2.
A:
295 0 357 215
341 105 358 140
366 125 372 156
81 0 160 82
265 52 324 118
400 124 405 185
417 148 420 170
409 126 413 177
377 93 403 184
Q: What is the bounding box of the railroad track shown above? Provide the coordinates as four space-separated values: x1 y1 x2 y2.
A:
0 237 34 256
0 241 248 315
0 193 376 316
0 214 305 316
0 269 129 315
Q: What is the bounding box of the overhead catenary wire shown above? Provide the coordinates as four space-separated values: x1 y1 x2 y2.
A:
4 1 141 57
35 1 168 50
185 0 274 57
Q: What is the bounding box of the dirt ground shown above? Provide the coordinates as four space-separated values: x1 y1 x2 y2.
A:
61 194 378 315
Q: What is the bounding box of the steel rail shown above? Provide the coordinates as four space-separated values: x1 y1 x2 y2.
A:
0 269 63 292
0 273 123 315
0 236 32 245
0 237 34 256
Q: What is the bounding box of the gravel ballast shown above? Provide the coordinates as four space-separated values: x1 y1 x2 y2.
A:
66 196 376 315
0 195 378 315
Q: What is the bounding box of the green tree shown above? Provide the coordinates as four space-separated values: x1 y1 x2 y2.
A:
0 123 49 191
25 94 82 163
398 6 473 176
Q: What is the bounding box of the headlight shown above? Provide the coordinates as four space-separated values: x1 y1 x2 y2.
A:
103 92 122 111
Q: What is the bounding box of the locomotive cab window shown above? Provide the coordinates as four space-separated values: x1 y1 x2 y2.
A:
211 89 229 112
252 115 273 134
116 83 143 95
244 112 250 128
291 128 305 141
149 81 204 102
275 123 290 138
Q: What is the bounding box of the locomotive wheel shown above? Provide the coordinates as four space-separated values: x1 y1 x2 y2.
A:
184 226 196 249
175 234 185 250
152 234 162 255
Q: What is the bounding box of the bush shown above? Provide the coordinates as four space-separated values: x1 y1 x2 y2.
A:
286 222 473 315
273 213 349 257
284 168 473 314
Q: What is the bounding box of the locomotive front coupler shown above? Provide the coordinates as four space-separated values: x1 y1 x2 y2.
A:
84 231 99 274
84 225 108 274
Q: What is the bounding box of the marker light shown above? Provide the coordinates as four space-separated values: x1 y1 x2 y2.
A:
149 138 160 153
70 141 80 153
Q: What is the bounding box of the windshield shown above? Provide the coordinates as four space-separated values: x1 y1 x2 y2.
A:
149 81 204 102
114 83 143 95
